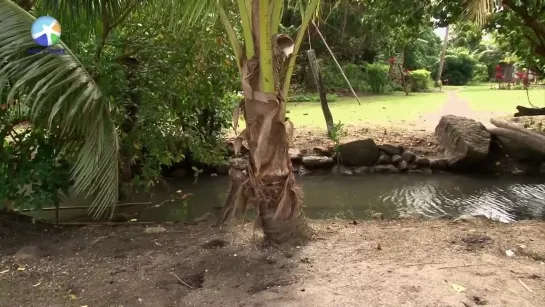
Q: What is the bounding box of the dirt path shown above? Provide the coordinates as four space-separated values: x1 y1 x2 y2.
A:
1 216 544 307
421 90 499 131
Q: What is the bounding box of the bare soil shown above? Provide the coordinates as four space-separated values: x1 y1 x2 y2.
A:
1 213 544 307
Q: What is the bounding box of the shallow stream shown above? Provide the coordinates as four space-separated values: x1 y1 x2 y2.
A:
32 174 545 223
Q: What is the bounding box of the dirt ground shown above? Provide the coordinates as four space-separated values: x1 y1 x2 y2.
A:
1 213 544 307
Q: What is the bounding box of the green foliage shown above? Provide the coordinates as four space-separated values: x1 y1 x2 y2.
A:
433 48 477 85
365 63 390 93
472 63 489 83
63 10 239 195
407 69 432 92
404 28 442 71
321 61 366 91
0 124 72 211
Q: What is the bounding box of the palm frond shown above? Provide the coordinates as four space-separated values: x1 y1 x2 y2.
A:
460 0 496 26
0 0 118 219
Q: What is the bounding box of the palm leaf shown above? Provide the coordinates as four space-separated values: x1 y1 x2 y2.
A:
0 0 118 219
460 0 496 26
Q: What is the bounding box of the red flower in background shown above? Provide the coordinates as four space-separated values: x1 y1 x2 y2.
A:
389 57 395 65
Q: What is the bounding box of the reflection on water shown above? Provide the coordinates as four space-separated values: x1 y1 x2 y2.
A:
133 174 545 223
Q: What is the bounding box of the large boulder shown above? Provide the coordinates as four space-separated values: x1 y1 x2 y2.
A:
435 115 491 169
496 136 545 161
338 139 380 166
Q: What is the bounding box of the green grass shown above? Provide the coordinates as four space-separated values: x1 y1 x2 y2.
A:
459 84 545 113
285 91 447 128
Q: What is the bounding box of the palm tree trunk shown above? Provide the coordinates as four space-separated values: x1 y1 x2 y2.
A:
435 25 450 87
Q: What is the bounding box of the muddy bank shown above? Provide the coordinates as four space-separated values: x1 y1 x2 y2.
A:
1 214 544 307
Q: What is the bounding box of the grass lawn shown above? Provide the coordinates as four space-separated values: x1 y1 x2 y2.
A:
285 91 447 128
459 84 545 113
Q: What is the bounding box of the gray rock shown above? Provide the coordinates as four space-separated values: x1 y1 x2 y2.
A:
215 160 231 175
333 165 353 176
302 155 334 168
496 136 545 162
372 212 384 220
435 115 491 169
230 158 249 170
378 144 402 156
436 158 449 170
398 213 425 220
415 157 430 167
454 214 489 223
378 154 392 165
354 166 370 175
338 139 380 166
313 146 333 156
13 245 42 261
392 155 402 163
374 164 400 174
289 148 303 162
397 160 408 171
401 150 416 163
298 165 312 176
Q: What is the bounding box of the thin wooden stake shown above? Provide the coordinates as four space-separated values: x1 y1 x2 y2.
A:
311 21 361 105
172 273 195 289
517 279 533 293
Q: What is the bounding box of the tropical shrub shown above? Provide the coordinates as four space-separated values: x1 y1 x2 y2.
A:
364 63 390 93
407 69 432 92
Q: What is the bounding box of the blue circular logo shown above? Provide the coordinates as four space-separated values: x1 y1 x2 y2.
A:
31 16 62 47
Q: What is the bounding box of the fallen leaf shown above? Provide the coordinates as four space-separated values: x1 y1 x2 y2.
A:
17 267 25 271
451 283 467 292
0 269 9 274
32 281 42 287
70 294 78 300
129 218 137 222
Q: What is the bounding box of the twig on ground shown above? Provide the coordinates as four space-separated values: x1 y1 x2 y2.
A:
172 273 194 289
518 279 533 293
400 262 444 267
437 264 487 270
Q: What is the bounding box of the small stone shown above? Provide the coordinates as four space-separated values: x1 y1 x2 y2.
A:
215 160 231 175
313 146 333 156
372 212 384 220
300 257 311 264
354 166 369 174
378 144 402 156
378 154 392 165
415 157 430 167
392 155 402 163
289 148 303 162
512 168 525 175
397 160 408 171
13 245 42 261
302 156 334 168
401 150 416 163
436 158 449 170
333 165 353 175
374 164 400 174
298 165 312 176
144 227 166 234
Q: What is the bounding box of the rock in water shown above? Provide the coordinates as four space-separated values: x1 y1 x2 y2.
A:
435 115 491 169
302 156 334 168
288 148 303 162
338 139 380 166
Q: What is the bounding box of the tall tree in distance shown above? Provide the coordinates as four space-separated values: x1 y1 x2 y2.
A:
436 25 450 87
